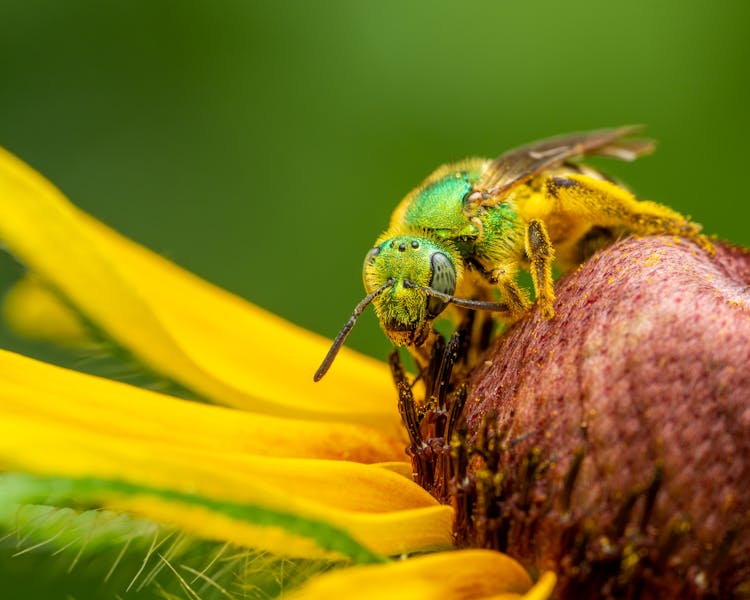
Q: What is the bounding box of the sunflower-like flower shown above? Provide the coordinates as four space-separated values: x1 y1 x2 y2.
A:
0 147 555 598
3 146 749 599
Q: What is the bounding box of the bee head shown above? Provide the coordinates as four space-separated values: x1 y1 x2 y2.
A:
315 232 504 381
363 235 458 347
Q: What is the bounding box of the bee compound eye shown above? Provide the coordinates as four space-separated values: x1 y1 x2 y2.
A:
426 252 456 318
362 246 381 291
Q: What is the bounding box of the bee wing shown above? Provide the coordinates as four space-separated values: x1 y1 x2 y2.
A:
475 126 654 202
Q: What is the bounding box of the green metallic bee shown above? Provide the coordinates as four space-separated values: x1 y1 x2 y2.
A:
314 126 709 381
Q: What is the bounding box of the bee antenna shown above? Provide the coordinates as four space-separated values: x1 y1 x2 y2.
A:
403 281 510 313
314 278 395 382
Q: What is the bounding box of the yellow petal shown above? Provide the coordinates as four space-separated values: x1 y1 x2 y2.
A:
3 274 90 345
374 461 415 478
484 572 557 600
522 572 557 600
0 351 451 557
2 473 379 563
0 414 452 557
0 147 397 429
0 349 406 463
283 550 533 600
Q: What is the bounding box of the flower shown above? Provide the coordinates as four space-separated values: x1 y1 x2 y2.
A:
0 147 552 598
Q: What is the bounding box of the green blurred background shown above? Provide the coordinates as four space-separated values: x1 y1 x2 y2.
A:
1 0 749 365
0 2 749 597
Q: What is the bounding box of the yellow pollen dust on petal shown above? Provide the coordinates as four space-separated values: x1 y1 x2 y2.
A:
0 146 398 430
283 549 535 600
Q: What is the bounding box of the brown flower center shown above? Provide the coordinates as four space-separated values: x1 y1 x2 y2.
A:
392 237 750 599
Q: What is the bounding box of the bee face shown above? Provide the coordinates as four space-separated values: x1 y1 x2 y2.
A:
362 235 457 347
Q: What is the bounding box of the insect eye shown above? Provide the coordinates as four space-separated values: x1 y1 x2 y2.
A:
362 246 380 291
426 252 456 318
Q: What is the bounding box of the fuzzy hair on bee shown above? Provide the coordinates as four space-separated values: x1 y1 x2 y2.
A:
315 126 711 381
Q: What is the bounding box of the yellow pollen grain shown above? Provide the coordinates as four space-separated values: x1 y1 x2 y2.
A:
622 546 641 571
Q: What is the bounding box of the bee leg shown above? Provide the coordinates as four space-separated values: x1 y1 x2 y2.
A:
467 257 529 318
486 267 531 318
525 219 556 319
546 174 713 253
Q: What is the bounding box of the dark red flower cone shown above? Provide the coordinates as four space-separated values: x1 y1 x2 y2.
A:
461 236 750 599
